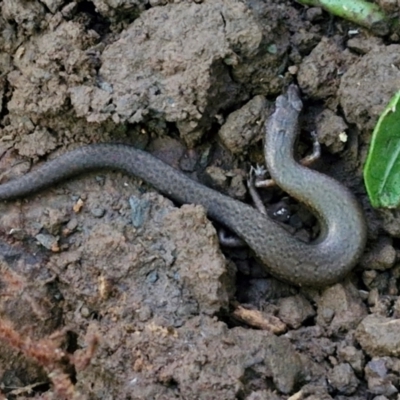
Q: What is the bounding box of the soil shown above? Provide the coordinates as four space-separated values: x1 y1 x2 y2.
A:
0 0 400 399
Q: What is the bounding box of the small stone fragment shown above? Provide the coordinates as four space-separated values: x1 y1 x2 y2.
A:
315 109 348 153
204 166 229 189
363 270 378 288
35 233 60 252
14 127 57 157
369 293 392 315
136 305 153 322
73 198 84 213
260 334 306 394
129 196 151 229
316 282 367 332
246 390 281 400
347 36 383 54
63 218 78 236
360 237 396 271
298 37 356 100
42 207 70 235
40 0 64 13
288 384 333 400
91 207 106 218
365 358 398 396
146 271 159 284
278 294 315 329
80 306 91 318
328 363 359 395
356 315 400 357
337 345 365 375
218 95 267 154
392 297 400 318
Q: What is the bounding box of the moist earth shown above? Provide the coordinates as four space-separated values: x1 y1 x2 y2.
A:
0 0 400 399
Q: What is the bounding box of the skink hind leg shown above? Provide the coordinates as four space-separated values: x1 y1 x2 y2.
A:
247 165 269 215
247 166 293 227
252 130 321 191
218 228 246 247
247 118 321 215
299 131 321 167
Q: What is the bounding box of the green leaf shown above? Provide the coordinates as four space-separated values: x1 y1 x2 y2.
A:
296 0 389 35
364 90 400 208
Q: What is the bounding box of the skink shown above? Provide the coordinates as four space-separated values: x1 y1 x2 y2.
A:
0 85 367 286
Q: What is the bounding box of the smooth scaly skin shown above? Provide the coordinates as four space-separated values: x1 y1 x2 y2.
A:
0 85 367 286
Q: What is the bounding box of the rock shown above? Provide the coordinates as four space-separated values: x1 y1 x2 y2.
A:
129 195 151 228
337 345 365 375
278 294 315 329
40 0 65 13
328 363 359 395
365 358 398 396
360 237 396 271
298 37 357 100
245 390 280 400
284 326 336 363
368 292 393 315
316 282 367 332
163 205 233 315
234 327 307 394
339 44 400 133
90 207 106 218
291 383 333 400
356 315 400 357
315 109 348 153
392 297 400 318
14 127 58 157
35 233 60 252
218 95 267 154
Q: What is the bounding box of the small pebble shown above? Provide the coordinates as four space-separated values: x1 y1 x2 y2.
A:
81 306 91 318
328 363 359 395
91 207 106 218
35 233 60 252
146 271 159 284
129 195 150 228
